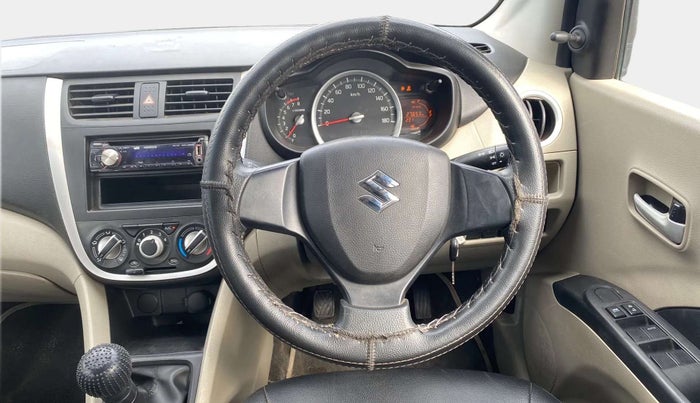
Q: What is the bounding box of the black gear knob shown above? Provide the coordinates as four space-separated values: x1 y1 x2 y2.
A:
76 343 138 403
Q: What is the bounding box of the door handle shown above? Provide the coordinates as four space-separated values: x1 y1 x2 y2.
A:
633 193 686 245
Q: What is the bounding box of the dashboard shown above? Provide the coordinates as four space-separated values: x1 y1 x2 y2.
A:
0 25 578 286
261 51 458 156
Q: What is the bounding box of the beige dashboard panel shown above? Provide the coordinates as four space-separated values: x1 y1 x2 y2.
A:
0 209 111 403
1 271 76 302
442 59 577 159
523 274 657 403
196 282 274 403
1 209 82 291
0 209 111 346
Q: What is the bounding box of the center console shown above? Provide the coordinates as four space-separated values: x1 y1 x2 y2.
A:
44 73 242 402
82 135 211 276
45 74 241 283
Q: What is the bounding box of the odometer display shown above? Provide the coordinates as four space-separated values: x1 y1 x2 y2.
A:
312 70 402 144
402 98 434 135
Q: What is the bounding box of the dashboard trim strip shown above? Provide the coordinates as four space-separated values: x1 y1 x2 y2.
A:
44 77 218 282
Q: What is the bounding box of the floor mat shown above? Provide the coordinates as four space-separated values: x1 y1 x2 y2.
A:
1 304 85 403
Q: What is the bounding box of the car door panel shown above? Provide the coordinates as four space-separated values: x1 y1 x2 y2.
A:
518 73 700 403
539 75 700 310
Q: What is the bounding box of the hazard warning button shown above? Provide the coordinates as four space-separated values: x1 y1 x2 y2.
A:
139 83 159 118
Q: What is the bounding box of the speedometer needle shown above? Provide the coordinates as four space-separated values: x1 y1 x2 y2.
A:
319 112 365 127
286 114 305 138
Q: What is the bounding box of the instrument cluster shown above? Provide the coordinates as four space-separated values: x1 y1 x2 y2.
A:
261 51 459 157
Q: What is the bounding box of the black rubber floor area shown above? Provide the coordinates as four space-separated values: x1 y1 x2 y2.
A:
1 304 84 403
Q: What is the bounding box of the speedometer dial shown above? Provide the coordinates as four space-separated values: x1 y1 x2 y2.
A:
311 71 402 144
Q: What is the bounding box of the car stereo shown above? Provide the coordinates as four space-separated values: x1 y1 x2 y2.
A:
88 136 207 173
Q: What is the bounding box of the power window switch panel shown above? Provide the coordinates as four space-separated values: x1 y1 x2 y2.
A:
606 306 627 319
622 302 642 316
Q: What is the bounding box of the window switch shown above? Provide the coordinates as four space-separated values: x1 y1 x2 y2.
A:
606 306 627 319
643 325 667 340
626 327 650 343
650 352 678 369
668 350 696 366
622 302 642 316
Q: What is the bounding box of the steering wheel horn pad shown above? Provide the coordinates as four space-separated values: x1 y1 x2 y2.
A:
202 16 547 368
300 137 450 286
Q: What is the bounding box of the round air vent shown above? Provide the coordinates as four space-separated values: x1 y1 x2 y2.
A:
522 92 562 145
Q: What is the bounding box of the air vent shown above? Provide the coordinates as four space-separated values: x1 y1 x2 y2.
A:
68 82 135 119
470 43 492 54
523 95 559 143
165 78 234 116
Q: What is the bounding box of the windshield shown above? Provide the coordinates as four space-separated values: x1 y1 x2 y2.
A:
0 0 499 40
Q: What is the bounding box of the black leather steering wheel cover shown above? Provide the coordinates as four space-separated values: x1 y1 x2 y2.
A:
201 16 547 368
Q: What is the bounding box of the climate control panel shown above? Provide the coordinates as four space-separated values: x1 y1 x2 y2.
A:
85 220 213 276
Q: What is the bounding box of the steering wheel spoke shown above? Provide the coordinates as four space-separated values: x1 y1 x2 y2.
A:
237 158 309 240
336 298 416 335
443 162 514 240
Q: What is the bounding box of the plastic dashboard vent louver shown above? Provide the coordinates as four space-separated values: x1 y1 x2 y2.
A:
164 78 234 116
523 97 556 142
68 82 135 119
469 43 492 54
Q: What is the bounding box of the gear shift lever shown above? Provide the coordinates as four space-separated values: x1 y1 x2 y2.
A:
76 343 138 403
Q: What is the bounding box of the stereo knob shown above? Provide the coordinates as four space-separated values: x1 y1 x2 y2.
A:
138 235 164 259
183 230 209 256
100 148 121 168
96 235 123 260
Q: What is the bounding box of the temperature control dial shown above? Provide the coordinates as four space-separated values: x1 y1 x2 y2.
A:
90 229 128 269
177 224 213 264
135 228 169 264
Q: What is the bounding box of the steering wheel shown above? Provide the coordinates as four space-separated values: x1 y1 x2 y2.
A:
201 17 547 369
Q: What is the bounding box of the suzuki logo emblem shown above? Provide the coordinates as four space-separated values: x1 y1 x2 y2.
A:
358 170 399 213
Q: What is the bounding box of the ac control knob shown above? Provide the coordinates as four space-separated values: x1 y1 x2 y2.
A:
177 224 213 264
97 235 123 260
135 229 169 264
100 148 121 168
183 230 209 256
90 230 128 269
138 235 164 259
